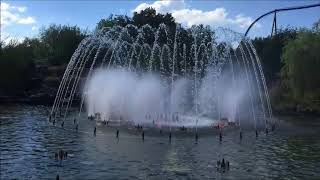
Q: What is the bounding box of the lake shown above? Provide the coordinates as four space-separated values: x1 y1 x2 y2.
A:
1 105 320 179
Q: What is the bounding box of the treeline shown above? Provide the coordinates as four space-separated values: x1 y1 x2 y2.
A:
0 8 178 96
0 8 208 97
0 8 319 114
253 20 320 114
0 25 87 96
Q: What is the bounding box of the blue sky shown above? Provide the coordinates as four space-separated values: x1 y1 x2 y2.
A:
1 0 319 43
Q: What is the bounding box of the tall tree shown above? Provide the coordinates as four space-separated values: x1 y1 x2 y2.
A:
252 28 297 84
96 14 132 30
132 8 175 29
40 24 87 65
281 30 320 99
0 41 35 94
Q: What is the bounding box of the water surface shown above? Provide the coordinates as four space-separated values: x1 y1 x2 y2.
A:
1 105 320 179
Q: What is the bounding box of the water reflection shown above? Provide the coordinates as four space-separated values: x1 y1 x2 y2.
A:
0 105 319 179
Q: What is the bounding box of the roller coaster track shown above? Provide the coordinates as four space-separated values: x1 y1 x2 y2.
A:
244 3 320 37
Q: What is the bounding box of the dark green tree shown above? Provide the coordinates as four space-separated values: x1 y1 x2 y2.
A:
252 28 297 84
96 14 132 30
312 19 320 32
0 41 35 95
40 24 87 65
132 8 175 29
281 30 320 99
22 38 49 62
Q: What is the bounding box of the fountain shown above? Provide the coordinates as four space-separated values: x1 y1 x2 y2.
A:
50 23 274 134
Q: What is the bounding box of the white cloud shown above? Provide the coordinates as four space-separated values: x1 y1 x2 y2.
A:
1 2 36 44
31 26 38 31
1 2 36 27
18 17 36 24
172 8 259 29
132 0 185 14
132 0 259 30
1 2 10 11
1 10 19 26
1 31 25 45
172 8 228 27
232 14 261 29
17 7 26 13
1 2 27 12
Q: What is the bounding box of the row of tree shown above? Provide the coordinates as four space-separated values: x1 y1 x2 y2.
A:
0 25 87 95
0 8 319 114
253 21 320 113
0 8 190 95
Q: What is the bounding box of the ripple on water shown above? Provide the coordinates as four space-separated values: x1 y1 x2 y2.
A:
1 105 320 179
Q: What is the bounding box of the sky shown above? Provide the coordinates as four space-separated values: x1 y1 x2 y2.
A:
1 0 319 43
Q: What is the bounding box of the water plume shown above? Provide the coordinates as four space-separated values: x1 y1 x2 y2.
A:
50 24 274 130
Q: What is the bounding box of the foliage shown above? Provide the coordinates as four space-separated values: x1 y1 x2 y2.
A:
23 38 49 61
40 24 87 65
252 28 297 84
0 41 35 95
0 8 319 115
313 19 320 32
0 24 86 95
132 8 176 29
281 29 320 100
96 14 132 30
269 26 320 113
96 8 176 31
